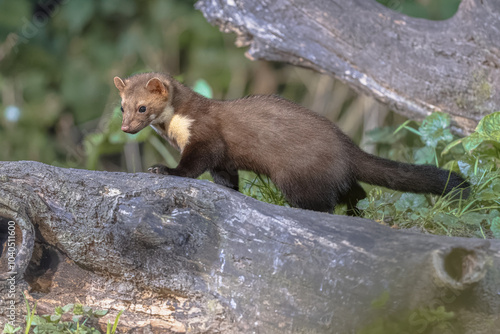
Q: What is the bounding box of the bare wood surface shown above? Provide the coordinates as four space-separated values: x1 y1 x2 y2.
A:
1 161 499 333
195 0 500 135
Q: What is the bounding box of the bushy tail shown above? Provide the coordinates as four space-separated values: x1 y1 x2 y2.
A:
352 150 470 198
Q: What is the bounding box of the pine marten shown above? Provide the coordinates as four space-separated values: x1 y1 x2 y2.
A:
113 72 469 212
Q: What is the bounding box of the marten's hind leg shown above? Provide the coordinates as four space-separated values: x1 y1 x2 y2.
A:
339 182 366 216
276 177 340 212
210 167 239 191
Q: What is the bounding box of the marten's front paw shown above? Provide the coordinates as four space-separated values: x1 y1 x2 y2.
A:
148 164 170 175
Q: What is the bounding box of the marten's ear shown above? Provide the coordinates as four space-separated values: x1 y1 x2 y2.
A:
114 77 126 92
146 77 168 97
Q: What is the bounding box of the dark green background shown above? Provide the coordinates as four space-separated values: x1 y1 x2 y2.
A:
0 0 461 170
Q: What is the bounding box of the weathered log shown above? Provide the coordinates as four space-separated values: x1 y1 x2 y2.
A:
0 161 499 333
195 0 500 135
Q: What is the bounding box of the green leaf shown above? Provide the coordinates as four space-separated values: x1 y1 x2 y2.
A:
462 111 500 152
418 112 453 148
414 146 435 164
476 188 500 202
394 193 428 212
2 323 22 334
459 212 482 226
82 306 93 315
462 132 485 152
356 198 370 210
416 207 430 216
73 315 83 323
49 314 61 323
62 304 75 313
94 309 109 317
458 157 497 185
192 79 213 98
434 213 460 228
32 315 46 325
73 304 84 315
491 217 500 239
461 211 500 226
474 111 500 140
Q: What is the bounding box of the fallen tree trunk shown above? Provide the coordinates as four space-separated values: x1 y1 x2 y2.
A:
195 0 500 135
0 161 499 333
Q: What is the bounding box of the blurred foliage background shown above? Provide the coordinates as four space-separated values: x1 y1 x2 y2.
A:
0 0 460 172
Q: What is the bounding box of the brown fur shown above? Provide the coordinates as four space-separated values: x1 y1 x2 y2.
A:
114 72 470 212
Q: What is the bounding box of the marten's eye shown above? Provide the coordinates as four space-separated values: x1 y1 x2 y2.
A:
120 106 124 113
138 106 147 113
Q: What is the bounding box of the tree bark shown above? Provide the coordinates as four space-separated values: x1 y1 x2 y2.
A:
195 0 500 135
1 161 499 333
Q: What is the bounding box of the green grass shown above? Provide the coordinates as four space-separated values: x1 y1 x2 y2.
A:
2 295 124 334
235 112 500 239
240 172 288 207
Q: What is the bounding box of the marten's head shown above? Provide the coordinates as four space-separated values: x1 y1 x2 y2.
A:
113 74 172 134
